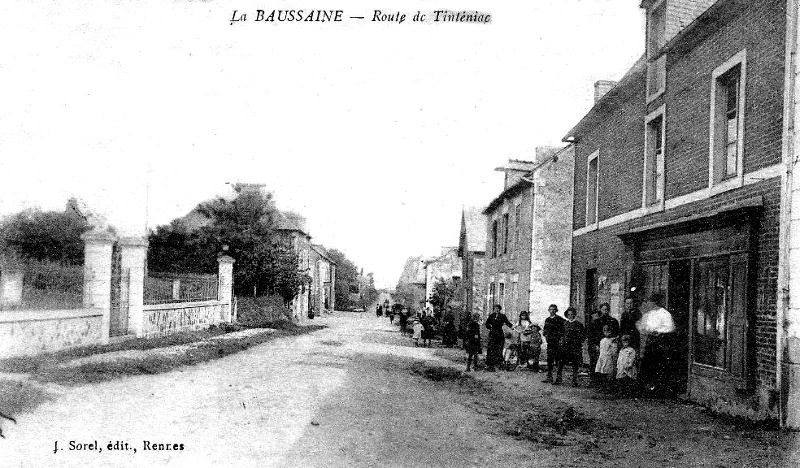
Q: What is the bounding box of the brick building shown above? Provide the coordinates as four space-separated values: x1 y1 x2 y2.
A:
563 0 796 422
457 207 488 329
483 146 575 326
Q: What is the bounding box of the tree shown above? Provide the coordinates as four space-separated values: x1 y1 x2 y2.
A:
326 248 358 309
0 206 90 265
147 187 306 302
428 277 457 316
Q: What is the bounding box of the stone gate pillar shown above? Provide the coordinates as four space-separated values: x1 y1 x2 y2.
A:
119 236 148 337
217 255 235 322
81 230 115 344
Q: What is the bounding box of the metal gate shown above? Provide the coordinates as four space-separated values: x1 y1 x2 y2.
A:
109 244 130 337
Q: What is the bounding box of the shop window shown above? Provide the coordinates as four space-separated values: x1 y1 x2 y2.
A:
692 254 749 381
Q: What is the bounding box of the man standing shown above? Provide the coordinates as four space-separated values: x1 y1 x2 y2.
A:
542 304 566 383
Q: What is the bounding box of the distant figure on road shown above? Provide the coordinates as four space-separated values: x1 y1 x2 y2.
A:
398 309 409 334
440 315 457 347
515 311 534 368
412 319 423 346
484 305 512 372
464 313 482 371
376 305 383 317
421 312 435 347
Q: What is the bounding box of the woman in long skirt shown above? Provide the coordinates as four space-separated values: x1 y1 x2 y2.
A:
485 305 512 371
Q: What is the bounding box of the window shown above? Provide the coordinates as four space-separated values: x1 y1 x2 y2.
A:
585 151 599 226
510 280 518 321
489 281 496 308
515 204 521 254
710 51 746 189
646 0 666 100
502 213 510 255
692 255 749 379
498 282 505 312
491 220 498 258
643 106 666 208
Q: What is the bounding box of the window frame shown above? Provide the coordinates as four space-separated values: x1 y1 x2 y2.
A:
708 50 747 196
642 104 666 213
502 213 510 255
646 0 667 102
585 150 600 228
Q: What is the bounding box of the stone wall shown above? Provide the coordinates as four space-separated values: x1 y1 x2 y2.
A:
142 301 227 337
0 309 103 357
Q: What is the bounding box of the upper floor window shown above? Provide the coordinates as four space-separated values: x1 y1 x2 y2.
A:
514 203 521 254
709 51 746 189
646 0 667 100
491 220 498 258
502 213 510 255
643 106 666 209
585 150 600 226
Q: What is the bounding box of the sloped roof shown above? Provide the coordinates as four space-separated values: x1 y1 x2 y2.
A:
311 244 336 264
274 210 310 237
398 256 428 285
563 54 646 142
461 207 487 254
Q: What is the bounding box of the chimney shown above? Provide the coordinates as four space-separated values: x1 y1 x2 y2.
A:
594 80 617 103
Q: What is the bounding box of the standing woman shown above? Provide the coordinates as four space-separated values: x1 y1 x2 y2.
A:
516 311 534 368
464 313 482 371
485 304 513 372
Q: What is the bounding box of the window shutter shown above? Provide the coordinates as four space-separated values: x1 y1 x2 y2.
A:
728 253 750 388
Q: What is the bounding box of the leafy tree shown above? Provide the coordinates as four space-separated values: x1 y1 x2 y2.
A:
326 248 358 309
0 206 90 265
428 277 457 316
147 187 306 302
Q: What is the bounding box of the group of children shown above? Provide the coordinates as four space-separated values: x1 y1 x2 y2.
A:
462 306 640 396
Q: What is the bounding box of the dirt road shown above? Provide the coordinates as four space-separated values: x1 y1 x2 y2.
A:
1 313 798 467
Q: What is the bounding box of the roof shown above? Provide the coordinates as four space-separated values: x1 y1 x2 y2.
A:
562 54 646 142
483 179 533 215
424 247 459 266
461 207 487 254
274 211 310 237
398 256 428 285
310 244 337 265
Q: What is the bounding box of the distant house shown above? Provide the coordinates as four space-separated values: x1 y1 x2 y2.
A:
310 244 337 314
483 146 574 325
457 207 487 328
423 247 461 315
395 256 428 313
274 211 313 322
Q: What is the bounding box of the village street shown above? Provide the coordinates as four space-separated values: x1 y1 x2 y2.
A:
1 312 799 468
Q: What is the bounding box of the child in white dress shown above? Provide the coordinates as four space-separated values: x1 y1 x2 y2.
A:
616 334 638 396
412 319 423 347
594 324 618 391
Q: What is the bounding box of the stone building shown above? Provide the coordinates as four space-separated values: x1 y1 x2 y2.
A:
483 146 575 326
562 0 800 425
395 256 428 313
423 247 462 314
274 211 313 322
310 244 336 316
457 207 488 328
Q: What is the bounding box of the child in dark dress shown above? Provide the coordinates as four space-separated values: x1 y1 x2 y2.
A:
464 313 482 371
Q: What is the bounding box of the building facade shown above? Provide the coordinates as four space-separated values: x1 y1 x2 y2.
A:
310 244 336 315
457 207 488 329
395 256 428 312
424 247 462 313
564 0 790 421
483 146 575 326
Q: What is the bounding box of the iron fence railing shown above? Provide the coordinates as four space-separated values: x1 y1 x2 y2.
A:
144 273 218 305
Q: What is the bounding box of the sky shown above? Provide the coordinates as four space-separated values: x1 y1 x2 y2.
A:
0 0 644 289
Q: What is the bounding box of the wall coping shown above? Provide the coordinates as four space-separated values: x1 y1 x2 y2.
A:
0 308 103 324
143 300 224 311
80 230 116 244
118 236 149 248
